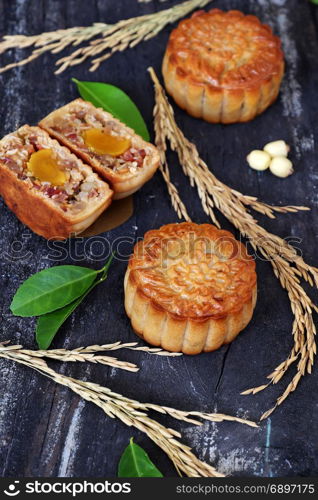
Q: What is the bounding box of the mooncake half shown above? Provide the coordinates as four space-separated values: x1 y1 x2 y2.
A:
40 99 160 199
0 125 113 239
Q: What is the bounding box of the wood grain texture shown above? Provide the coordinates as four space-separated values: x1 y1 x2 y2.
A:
0 0 317 478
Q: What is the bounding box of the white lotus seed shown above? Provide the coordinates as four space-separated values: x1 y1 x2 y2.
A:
246 150 271 171
264 140 290 158
269 156 294 178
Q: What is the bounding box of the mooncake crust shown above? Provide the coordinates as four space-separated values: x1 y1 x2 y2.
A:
124 222 257 354
162 9 285 124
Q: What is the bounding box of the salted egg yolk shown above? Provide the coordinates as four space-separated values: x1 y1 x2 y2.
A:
82 129 131 156
27 149 68 186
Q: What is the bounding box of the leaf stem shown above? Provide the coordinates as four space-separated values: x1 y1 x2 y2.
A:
97 252 115 279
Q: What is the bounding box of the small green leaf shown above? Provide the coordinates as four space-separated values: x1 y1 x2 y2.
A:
10 265 98 317
310 0 318 4
36 293 86 350
72 78 150 141
36 255 114 349
118 438 163 478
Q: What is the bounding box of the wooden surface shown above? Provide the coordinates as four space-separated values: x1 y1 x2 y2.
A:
0 0 318 478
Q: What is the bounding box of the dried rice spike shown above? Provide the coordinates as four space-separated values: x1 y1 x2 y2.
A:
0 0 212 75
149 67 317 419
0 345 231 477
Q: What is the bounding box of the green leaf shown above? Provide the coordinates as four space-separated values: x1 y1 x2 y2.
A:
10 265 98 317
310 0 318 4
36 255 114 349
118 438 163 478
72 78 150 141
36 295 84 350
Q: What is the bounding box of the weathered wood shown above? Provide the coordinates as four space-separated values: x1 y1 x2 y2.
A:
0 0 317 477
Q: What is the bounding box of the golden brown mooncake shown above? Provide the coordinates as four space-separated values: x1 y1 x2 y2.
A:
40 99 160 199
162 9 285 124
124 222 257 354
0 125 113 240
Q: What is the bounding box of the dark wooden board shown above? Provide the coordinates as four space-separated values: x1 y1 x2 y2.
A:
0 0 318 478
